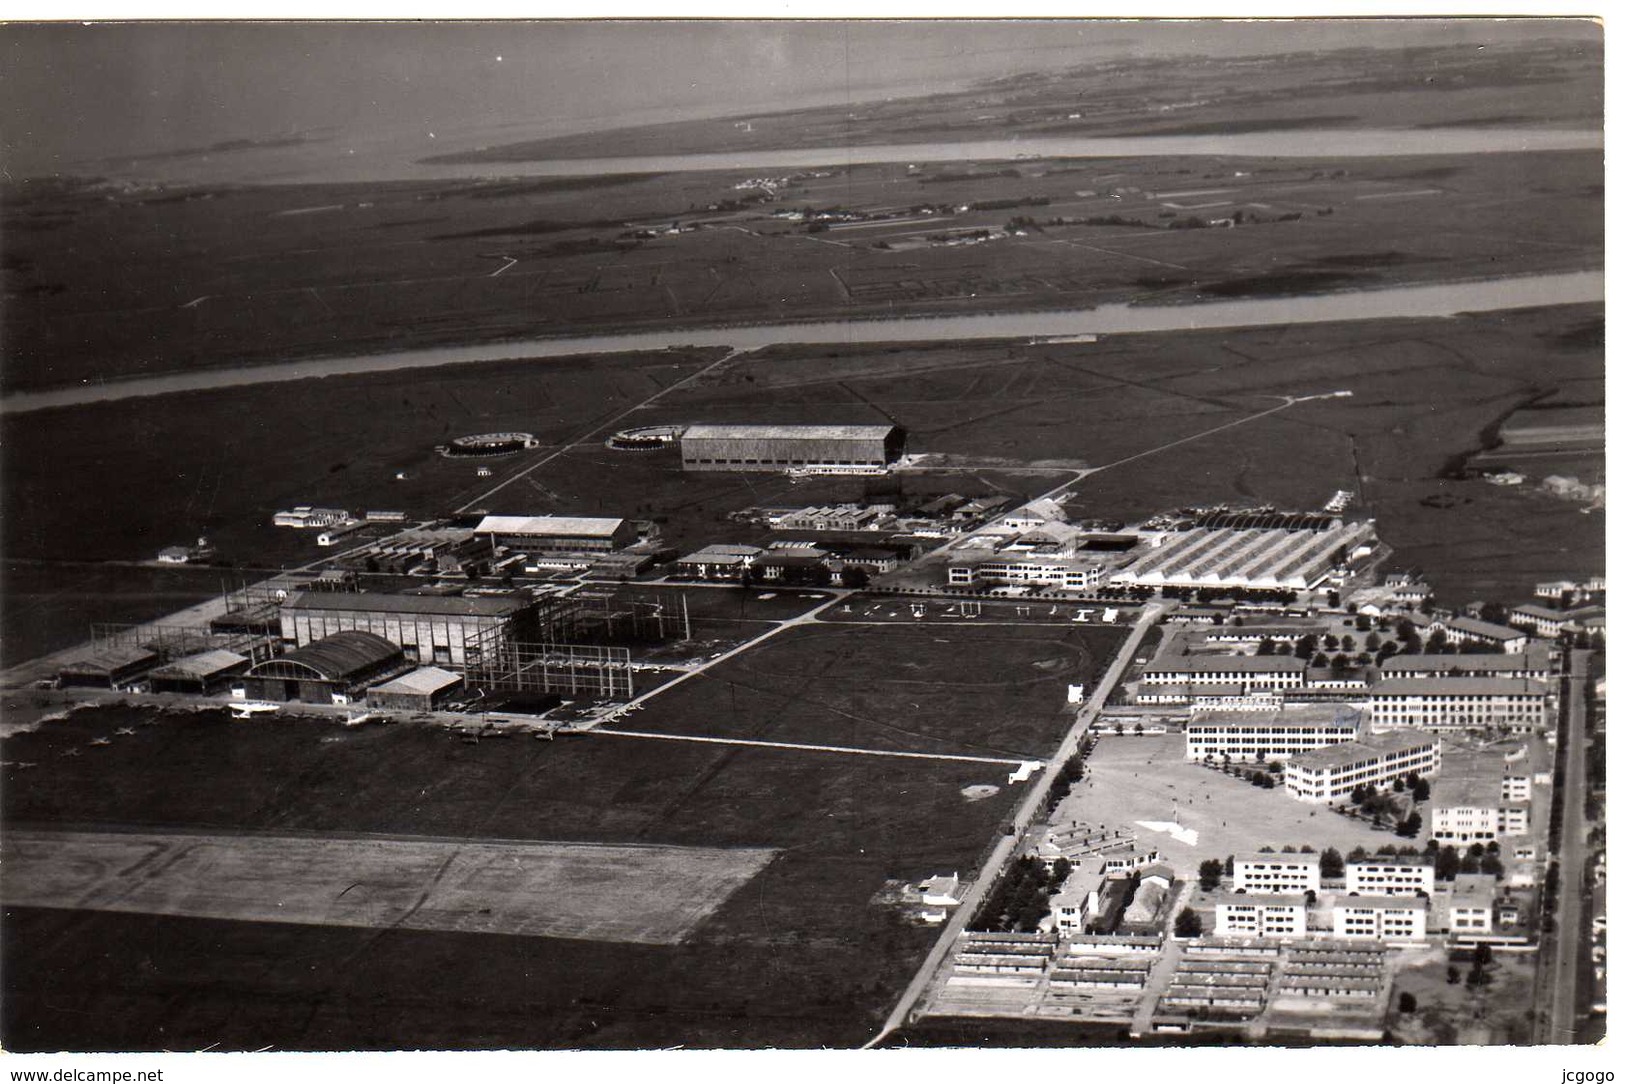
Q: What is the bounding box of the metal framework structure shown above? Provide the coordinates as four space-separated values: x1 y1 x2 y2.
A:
87 622 279 665
462 627 634 699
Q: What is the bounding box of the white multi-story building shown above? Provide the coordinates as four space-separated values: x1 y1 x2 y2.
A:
1378 650 1552 682
1333 898 1428 942
1431 763 1531 843
1367 678 1548 733
1447 874 1499 934
1214 893 1307 938
1347 858 1435 897
1234 854 1321 895
1283 729 1441 804
1508 604 1570 639
1431 618 1530 654
1184 706 1362 761
947 557 1104 591
1141 654 1306 692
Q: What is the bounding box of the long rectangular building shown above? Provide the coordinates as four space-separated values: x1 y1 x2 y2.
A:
1367 677 1549 733
1379 650 1552 682
679 424 904 472
1184 705 1362 761
1109 521 1376 592
1142 654 1306 691
1283 728 1441 803
473 515 637 552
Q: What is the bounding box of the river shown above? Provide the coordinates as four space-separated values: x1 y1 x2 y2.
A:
421 127 1600 181
1 270 1601 416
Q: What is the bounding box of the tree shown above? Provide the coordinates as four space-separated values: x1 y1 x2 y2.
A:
1365 631 1382 652
1482 854 1505 879
1323 633 1340 651
1174 907 1203 938
1435 845 1461 881
1398 992 1417 1014
1295 634 1318 661
1198 859 1224 892
1348 846 1369 864
1051 857 1073 885
1356 614 1373 632
1256 639 1276 656
1426 629 1449 653
1341 635 1356 653
1312 652 1330 668
1320 847 1345 880
1409 776 1431 802
1223 855 1234 877
1393 776 1407 793
1398 812 1423 839
1446 966 1461 985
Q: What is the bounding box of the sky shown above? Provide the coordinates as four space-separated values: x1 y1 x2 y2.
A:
0 18 1601 180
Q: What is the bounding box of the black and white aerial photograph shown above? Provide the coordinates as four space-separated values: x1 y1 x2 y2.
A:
0 9 1609 1073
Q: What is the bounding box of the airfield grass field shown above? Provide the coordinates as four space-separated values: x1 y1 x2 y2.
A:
2 615 1121 1051
0 300 1602 669
3 149 1600 393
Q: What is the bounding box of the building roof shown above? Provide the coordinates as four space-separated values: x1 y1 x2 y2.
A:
281 591 527 617
1192 704 1363 727
1380 653 1549 675
1445 617 1526 641
681 423 897 441
1148 654 1307 673
1239 852 1318 866
474 515 626 538
1333 895 1427 911
1349 855 1432 869
1215 891 1307 907
260 631 402 681
1512 603 1569 621
368 666 463 697
60 643 160 674
1450 873 1499 905
1370 677 1543 697
1289 728 1437 771
149 649 248 680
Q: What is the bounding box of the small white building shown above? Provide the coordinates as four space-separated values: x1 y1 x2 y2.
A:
1347 858 1435 897
1234 853 1321 895
1214 892 1307 939
1447 874 1499 934
1332 897 1428 943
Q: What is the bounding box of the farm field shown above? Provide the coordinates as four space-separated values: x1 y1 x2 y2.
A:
1 829 774 944
3 612 1119 1050
3 149 1600 393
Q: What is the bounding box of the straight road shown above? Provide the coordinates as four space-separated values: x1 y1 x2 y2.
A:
862 600 1166 1048
588 728 1037 768
1545 648 1592 1042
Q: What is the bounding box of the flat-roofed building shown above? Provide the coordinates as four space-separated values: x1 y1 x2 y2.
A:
1347 857 1435 897
1367 678 1548 733
947 556 1104 591
1283 729 1441 804
1141 653 1306 692
473 515 637 553
1379 649 1552 682
1109 521 1376 592
679 423 904 472
279 591 539 669
242 631 408 705
364 666 464 711
57 644 161 689
1214 893 1308 938
1431 760 1531 843
1447 874 1499 933
1433 617 1529 654
1332 897 1428 943
147 649 251 695
1184 704 1362 761
1234 854 1320 895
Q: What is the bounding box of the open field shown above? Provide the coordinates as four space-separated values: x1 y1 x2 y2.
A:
2 604 1115 1050
3 149 1599 393
430 37 1600 162
1054 733 1405 880
1 828 773 945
